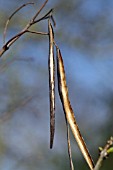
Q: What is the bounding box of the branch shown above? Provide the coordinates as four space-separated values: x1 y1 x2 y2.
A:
26 30 48 35
31 0 48 22
0 0 55 57
33 8 54 24
3 2 34 43
94 137 113 170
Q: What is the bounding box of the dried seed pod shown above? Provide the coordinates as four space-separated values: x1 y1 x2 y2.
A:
56 47 94 170
48 20 55 149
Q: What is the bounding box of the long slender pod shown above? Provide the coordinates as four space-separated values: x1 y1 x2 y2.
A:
56 47 94 170
48 20 55 149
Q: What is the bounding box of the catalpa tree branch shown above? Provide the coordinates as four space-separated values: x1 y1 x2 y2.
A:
0 0 55 57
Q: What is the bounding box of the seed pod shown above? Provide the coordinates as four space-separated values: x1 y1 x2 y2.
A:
56 47 94 170
48 20 55 149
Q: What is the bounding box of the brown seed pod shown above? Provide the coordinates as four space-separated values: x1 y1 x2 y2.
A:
48 20 55 149
56 47 94 170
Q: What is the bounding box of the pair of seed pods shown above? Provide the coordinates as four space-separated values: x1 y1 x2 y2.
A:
48 19 94 170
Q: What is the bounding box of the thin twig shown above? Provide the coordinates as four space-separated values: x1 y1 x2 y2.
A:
26 30 48 35
32 0 48 22
33 8 54 24
0 8 55 57
3 2 34 44
51 15 56 27
66 119 74 170
94 137 113 170
0 0 53 57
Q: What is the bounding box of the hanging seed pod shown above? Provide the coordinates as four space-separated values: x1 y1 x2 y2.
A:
48 19 55 149
56 47 94 170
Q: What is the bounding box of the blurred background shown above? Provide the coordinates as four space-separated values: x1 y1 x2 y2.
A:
0 0 113 169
